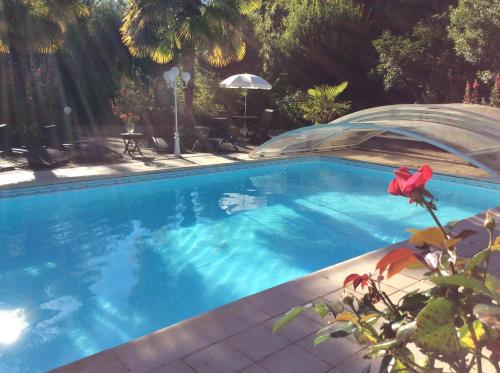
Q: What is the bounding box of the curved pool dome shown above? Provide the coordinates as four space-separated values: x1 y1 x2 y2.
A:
249 104 500 177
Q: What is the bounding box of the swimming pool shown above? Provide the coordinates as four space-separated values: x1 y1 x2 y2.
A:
0 158 498 372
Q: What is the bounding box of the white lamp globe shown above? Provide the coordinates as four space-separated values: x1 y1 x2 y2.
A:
181 72 191 85
170 66 180 77
64 106 72 115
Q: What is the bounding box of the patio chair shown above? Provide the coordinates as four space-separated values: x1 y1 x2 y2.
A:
249 109 278 143
150 136 169 154
191 119 239 153
0 123 10 156
43 123 122 164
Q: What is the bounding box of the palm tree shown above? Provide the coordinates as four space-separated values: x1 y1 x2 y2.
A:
0 0 89 123
121 0 261 129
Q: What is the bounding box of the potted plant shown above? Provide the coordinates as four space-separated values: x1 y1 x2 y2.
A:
119 112 140 133
274 165 500 372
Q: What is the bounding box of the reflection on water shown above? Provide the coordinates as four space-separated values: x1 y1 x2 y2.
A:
219 193 267 214
0 160 498 372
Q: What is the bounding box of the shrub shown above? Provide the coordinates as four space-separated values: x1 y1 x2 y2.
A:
300 82 351 124
274 164 500 372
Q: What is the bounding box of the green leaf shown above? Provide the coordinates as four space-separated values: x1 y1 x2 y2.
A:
313 302 330 318
353 329 378 345
328 300 345 315
364 349 386 359
273 306 305 334
473 303 500 330
313 334 330 346
317 320 358 338
465 249 489 272
458 320 486 349
484 274 500 297
395 321 417 343
399 292 429 316
370 338 397 351
314 300 343 318
414 298 461 357
392 359 410 373
430 275 493 297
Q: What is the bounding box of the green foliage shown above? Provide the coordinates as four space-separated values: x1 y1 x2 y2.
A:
111 72 172 119
272 306 306 334
414 298 461 357
300 83 351 124
274 167 500 372
0 0 88 54
121 0 260 66
490 74 500 107
272 90 307 127
449 0 500 71
373 17 472 103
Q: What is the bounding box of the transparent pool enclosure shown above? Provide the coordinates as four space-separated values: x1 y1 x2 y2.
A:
250 104 500 178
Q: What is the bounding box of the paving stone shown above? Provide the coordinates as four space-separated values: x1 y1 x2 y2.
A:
329 347 381 372
149 359 196 373
50 350 128 373
238 363 270 373
246 282 317 317
264 315 322 343
112 323 210 373
296 333 363 366
188 299 271 343
259 344 331 373
183 341 253 373
227 324 290 361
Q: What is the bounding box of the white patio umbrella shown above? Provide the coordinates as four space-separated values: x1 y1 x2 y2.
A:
219 73 272 118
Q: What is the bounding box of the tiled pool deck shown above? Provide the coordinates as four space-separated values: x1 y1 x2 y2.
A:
51 208 500 373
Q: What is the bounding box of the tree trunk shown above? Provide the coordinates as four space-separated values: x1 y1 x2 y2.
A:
9 45 30 126
180 45 196 134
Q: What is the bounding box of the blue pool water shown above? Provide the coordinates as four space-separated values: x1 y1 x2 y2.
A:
0 158 498 372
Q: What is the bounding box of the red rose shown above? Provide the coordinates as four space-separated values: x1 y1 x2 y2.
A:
388 165 433 201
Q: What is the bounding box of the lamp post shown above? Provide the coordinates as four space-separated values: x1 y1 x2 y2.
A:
63 106 73 143
163 67 191 158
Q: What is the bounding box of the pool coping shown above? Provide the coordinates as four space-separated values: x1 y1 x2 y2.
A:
1 155 498 199
51 207 500 373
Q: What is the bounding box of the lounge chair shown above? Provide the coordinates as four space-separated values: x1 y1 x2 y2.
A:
192 119 239 153
150 136 169 154
248 109 280 143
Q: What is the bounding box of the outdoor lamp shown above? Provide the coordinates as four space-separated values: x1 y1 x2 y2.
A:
181 72 191 87
164 66 191 158
64 106 72 115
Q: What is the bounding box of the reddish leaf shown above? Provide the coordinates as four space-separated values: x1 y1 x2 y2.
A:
353 274 369 290
376 248 415 273
387 255 419 278
344 274 360 288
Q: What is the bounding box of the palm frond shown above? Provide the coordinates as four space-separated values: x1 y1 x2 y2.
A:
122 0 256 66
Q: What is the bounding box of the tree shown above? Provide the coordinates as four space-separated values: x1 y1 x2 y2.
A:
490 74 500 107
120 0 261 130
449 0 500 72
373 14 473 103
0 0 89 123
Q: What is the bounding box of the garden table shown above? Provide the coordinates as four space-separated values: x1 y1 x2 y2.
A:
121 132 143 157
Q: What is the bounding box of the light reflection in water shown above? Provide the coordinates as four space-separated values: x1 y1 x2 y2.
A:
0 309 28 345
219 193 267 214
